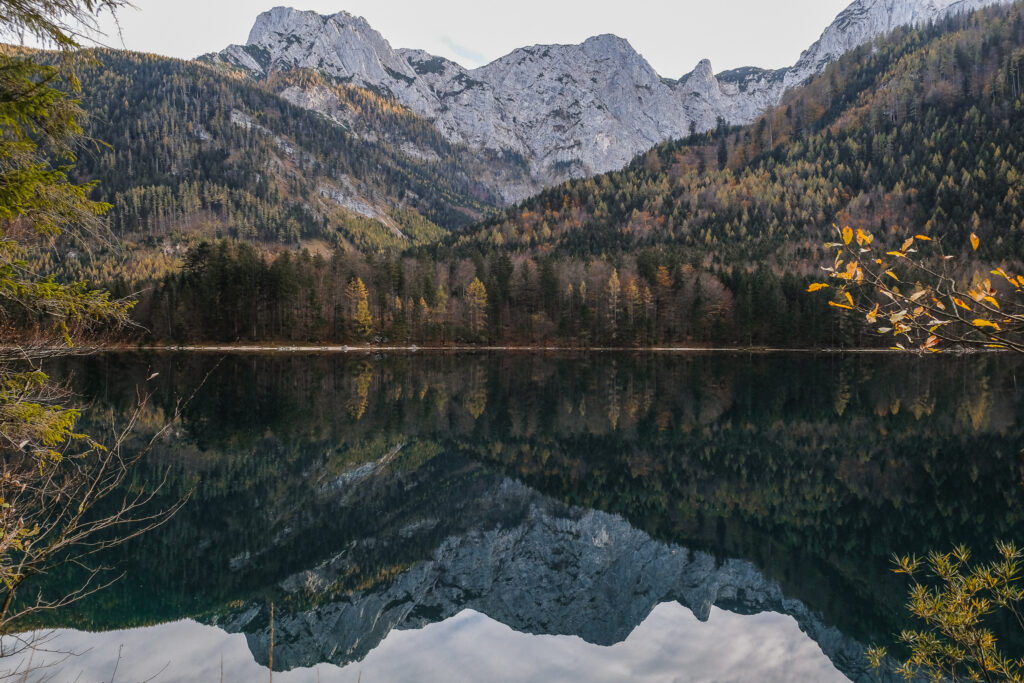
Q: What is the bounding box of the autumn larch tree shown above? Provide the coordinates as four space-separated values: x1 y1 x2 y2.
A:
466 277 487 339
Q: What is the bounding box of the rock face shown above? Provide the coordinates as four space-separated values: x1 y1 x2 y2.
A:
210 0 1012 203
221 476 894 682
786 0 1014 89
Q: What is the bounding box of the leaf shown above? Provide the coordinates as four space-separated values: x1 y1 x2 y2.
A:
836 262 860 281
806 283 830 292
901 237 916 252
877 327 893 334
971 233 980 251
973 319 1001 330
866 303 880 323
856 228 873 246
953 298 972 311
845 292 855 308
829 301 854 310
842 226 854 245
922 336 940 350
983 296 1000 309
915 234 932 241
992 267 1013 283
910 290 927 302
885 270 899 280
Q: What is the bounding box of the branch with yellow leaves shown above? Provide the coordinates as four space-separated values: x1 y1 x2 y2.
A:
810 226 1024 353
867 542 1024 683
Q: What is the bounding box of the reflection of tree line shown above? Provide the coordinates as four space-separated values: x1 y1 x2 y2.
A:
35 353 1024 651
125 353 1020 443
150 353 741 443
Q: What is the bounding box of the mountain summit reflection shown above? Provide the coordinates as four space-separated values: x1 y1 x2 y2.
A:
20 352 1024 682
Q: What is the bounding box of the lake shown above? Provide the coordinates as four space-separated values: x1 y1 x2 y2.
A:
6 351 1024 682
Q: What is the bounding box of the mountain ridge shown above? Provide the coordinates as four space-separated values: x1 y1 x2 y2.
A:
205 0 1014 203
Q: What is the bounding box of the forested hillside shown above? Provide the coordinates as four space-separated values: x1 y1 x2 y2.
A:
124 2 1024 348
30 48 497 279
448 2 1024 265
27 1 1023 348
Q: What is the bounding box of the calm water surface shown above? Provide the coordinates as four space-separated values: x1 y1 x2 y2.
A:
7 352 1024 682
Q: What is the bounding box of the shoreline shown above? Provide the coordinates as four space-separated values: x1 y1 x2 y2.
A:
5 343 1006 355
10 343 980 354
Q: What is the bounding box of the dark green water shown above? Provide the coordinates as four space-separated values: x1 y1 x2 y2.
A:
15 352 1024 682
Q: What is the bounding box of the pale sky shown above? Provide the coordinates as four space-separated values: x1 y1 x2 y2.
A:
3 605 845 681
84 0 854 78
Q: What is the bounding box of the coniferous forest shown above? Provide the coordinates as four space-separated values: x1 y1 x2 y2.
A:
39 2 1024 347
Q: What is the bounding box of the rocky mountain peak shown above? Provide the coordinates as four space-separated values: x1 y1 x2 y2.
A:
246 7 327 45
475 34 649 79
691 58 716 83
786 0 1013 88
208 0 1014 205
242 5 417 84
580 33 638 59
246 7 376 47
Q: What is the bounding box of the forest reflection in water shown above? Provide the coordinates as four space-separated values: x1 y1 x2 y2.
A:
16 351 1024 682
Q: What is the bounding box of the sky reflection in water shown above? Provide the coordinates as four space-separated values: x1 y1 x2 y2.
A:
12 604 845 682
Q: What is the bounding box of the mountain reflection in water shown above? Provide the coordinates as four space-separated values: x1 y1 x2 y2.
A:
12 352 1024 682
